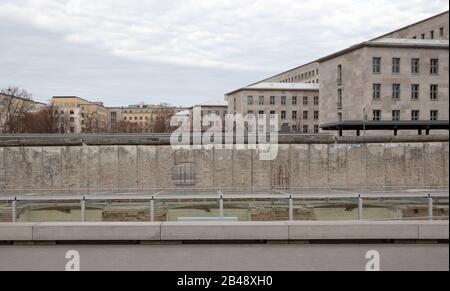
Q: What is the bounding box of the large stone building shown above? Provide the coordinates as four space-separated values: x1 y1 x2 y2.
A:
226 10 449 136
226 83 320 133
318 38 448 136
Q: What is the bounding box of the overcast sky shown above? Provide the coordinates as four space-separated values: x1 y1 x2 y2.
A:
0 0 448 107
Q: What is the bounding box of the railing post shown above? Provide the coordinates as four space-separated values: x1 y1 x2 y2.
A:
289 195 293 221
12 197 17 223
428 195 433 220
81 196 86 223
219 194 224 220
358 195 363 221
150 197 155 222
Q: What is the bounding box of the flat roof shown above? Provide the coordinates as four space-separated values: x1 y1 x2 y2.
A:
317 38 449 63
52 96 92 104
226 82 320 95
320 120 450 131
229 11 449 90
370 10 449 41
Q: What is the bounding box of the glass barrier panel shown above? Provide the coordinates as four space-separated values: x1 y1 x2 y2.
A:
293 197 358 221
223 198 289 221
155 198 220 222
16 200 82 222
0 201 11 222
363 197 428 220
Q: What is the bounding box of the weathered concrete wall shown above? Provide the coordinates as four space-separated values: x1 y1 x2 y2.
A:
0 141 448 193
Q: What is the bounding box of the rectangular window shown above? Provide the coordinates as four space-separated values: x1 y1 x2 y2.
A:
247 110 254 115
392 110 400 121
440 27 444 37
281 96 286 105
303 111 308 120
314 111 319 120
303 125 308 134
411 84 419 100
247 96 253 105
392 84 401 100
411 110 420 121
337 89 342 109
431 59 439 74
372 57 381 73
314 125 319 133
292 96 297 105
392 58 400 73
337 64 342 83
314 96 319 106
259 96 264 105
373 83 381 99
421 33 425 39
411 58 420 74
373 110 381 121
430 30 434 39
430 110 439 121
430 84 438 100
270 96 275 105
303 96 308 106
269 110 275 119
338 112 342 122
292 111 297 120
258 110 264 119
281 111 286 120
292 124 298 132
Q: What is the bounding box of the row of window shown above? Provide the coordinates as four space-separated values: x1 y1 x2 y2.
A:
280 69 319 83
250 124 320 133
372 84 439 100
247 110 319 121
411 27 445 40
372 57 439 74
124 116 153 121
247 96 319 106
371 110 440 121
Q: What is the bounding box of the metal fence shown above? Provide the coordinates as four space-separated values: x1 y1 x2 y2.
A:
0 187 448 223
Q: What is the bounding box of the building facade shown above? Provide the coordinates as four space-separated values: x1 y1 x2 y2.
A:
107 103 188 133
52 96 108 133
226 83 320 133
227 10 449 136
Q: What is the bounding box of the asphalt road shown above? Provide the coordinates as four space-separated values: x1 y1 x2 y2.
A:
0 243 447 271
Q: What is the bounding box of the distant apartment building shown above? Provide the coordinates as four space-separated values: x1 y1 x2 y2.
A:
190 100 228 132
226 83 320 133
107 103 188 132
227 10 449 136
51 96 108 133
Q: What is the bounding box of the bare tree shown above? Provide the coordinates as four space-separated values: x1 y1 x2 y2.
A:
0 86 35 133
153 103 176 133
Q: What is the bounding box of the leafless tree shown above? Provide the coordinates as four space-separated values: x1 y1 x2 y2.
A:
153 103 176 133
0 86 35 133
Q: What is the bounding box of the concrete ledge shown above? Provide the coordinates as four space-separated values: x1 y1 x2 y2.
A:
0 221 448 242
0 223 35 241
161 222 289 241
288 221 420 240
0 133 448 147
32 222 161 241
418 221 450 240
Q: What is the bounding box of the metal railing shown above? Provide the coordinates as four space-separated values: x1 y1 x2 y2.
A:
1 188 448 223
